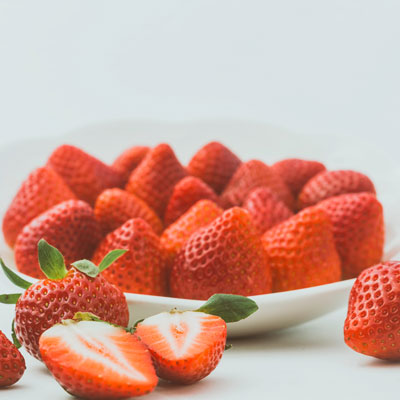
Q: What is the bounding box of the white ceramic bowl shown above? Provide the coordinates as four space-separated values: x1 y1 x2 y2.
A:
1 120 399 337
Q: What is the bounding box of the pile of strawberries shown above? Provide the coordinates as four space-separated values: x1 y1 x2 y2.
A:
2 141 385 299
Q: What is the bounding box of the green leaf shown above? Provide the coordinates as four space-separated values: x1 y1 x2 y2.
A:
38 239 67 280
195 294 259 323
0 293 21 304
71 260 99 278
225 344 232 351
11 320 21 349
72 312 103 322
0 258 32 289
98 249 127 272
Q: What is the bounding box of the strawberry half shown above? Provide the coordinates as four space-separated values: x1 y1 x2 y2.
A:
40 314 157 399
0 330 25 387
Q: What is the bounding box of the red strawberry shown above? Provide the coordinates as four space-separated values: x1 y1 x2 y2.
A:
344 261 400 360
40 315 157 399
161 200 223 269
94 188 163 235
262 207 341 292
317 192 384 279
187 142 241 194
170 207 271 300
164 176 219 226
0 331 25 387
271 158 326 197
112 145 150 184
2 166 76 248
47 144 124 206
243 187 293 234
220 160 294 210
92 218 168 296
0 241 129 360
298 169 376 209
126 144 187 217
14 200 102 279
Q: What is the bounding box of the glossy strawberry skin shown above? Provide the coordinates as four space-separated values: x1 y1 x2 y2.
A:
262 207 341 292
164 176 219 226
344 262 400 360
317 192 384 279
92 218 168 296
187 142 242 194
15 268 129 360
47 144 124 206
298 169 376 209
126 144 187 217
243 187 293 234
2 167 76 248
94 188 163 235
14 200 102 279
0 331 26 387
170 207 272 300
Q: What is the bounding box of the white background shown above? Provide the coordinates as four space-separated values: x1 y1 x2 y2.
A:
0 1 400 399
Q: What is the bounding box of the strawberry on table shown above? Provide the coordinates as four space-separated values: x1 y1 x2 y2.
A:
0 330 25 387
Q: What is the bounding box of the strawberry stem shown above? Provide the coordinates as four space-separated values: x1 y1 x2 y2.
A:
38 239 68 280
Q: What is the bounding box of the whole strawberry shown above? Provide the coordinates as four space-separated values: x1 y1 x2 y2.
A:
14 200 102 279
170 207 271 300
0 240 129 360
0 330 25 387
92 218 168 296
2 166 76 248
47 144 124 206
344 261 400 360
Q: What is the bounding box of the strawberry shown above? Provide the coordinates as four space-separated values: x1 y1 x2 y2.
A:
40 314 157 399
242 187 293 234
126 143 187 217
344 261 400 360
261 207 341 292
92 218 168 296
94 188 163 235
220 160 294 210
135 294 258 384
0 240 129 360
170 207 272 300
112 145 150 184
297 169 376 209
271 158 326 197
14 200 102 279
2 166 76 248
0 330 25 387
161 200 223 268
317 192 384 279
187 142 241 194
47 144 124 206
164 176 219 226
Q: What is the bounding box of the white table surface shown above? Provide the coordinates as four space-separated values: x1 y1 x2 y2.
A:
0 1 399 399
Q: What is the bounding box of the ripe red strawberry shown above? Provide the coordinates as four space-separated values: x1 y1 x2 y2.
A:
262 207 341 292
14 200 102 279
92 218 168 296
47 144 124 206
187 142 241 194
40 315 157 399
0 240 129 360
220 160 294 210
297 169 376 209
126 143 187 217
344 261 400 360
160 200 223 269
112 145 150 184
164 176 219 226
94 188 163 235
317 192 384 279
170 207 272 300
0 331 25 387
243 187 293 234
2 166 76 248
271 158 326 197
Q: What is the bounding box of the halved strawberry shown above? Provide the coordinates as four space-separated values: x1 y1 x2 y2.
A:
40 315 158 399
